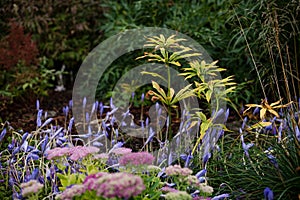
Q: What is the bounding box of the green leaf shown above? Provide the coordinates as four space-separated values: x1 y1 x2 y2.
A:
198 112 207 121
141 71 167 82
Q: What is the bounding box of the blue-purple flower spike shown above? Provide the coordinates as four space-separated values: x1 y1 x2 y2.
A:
37 109 43 127
82 97 87 109
211 193 230 200
295 125 300 142
264 187 274 200
36 100 40 110
0 128 7 142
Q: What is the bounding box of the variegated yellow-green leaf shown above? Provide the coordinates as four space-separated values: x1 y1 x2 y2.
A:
140 71 167 82
152 81 167 100
246 121 272 131
205 89 212 102
171 84 194 104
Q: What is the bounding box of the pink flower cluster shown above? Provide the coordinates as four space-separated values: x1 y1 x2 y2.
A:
161 186 179 193
119 151 155 166
94 172 145 199
83 172 108 190
20 180 43 197
165 165 193 176
46 146 99 161
57 184 86 200
57 172 145 199
193 196 212 200
111 147 132 155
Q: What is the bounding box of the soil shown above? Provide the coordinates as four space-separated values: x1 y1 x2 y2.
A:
0 90 73 132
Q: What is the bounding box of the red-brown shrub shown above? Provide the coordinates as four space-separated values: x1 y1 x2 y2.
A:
0 20 39 71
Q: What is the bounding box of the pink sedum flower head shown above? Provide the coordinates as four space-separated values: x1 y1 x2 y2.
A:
92 172 145 199
165 165 193 176
111 147 132 155
56 184 86 200
119 151 155 166
83 172 109 190
46 146 99 161
93 153 109 160
161 186 179 193
199 183 214 195
46 147 70 160
21 180 43 197
165 191 192 200
68 145 99 161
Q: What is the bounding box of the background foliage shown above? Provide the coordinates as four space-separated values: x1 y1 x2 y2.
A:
0 0 299 104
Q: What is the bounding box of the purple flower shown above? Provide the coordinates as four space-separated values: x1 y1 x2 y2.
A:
69 100 73 108
29 168 39 180
119 152 155 166
242 117 247 129
21 132 29 145
41 118 53 127
83 97 87 108
195 169 207 179
295 125 300 142
36 100 40 110
41 135 49 153
211 193 230 200
240 134 254 158
63 106 69 117
37 109 43 127
85 112 90 123
141 93 145 101
68 117 74 132
202 152 211 164
26 153 39 163
266 154 278 168
264 187 274 200
0 128 6 142
180 151 193 167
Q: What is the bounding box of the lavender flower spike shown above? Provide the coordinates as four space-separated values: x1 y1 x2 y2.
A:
295 125 300 142
36 100 40 110
0 128 7 142
264 187 274 200
240 134 254 158
211 193 230 200
82 97 87 108
36 109 43 127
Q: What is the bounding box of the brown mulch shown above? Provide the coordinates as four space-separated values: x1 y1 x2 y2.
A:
0 90 72 132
